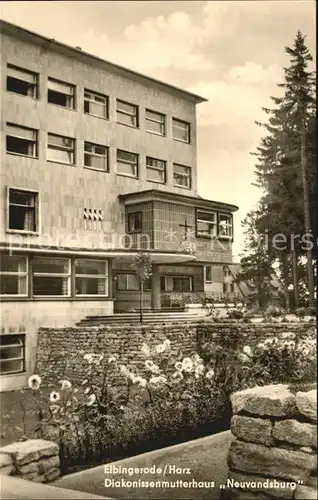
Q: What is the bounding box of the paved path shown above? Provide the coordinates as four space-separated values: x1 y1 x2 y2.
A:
54 430 233 500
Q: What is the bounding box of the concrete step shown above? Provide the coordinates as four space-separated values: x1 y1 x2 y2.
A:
76 312 204 326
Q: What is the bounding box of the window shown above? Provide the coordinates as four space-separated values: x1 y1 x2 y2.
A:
205 266 212 283
32 257 70 296
116 150 138 178
173 164 191 188
6 124 37 158
127 212 142 233
116 100 138 127
197 211 217 238
7 64 38 98
0 254 28 296
8 188 38 233
172 276 192 292
47 78 75 108
84 142 108 171
47 134 75 164
172 118 190 143
117 273 140 291
75 259 108 296
84 90 108 119
145 109 165 135
218 214 233 238
0 335 25 375
146 157 166 184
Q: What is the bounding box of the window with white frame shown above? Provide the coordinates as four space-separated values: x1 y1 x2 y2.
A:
47 133 75 164
218 214 233 238
172 118 190 143
205 265 212 283
32 257 70 296
8 188 38 232
47 77 75 108
145 109 165 135
84 142 108 171
7 64 38 98
173 164 191 188
6 123 38 158
127 212 142 232
75 259 108 296
0 334 25 375
116 150 138 178
116 100 138 127
84 89 108 118
146 157 166 183
0 254 28 296
197 211 217 238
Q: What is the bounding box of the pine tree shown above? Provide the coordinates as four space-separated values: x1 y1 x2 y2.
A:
250 31 316 307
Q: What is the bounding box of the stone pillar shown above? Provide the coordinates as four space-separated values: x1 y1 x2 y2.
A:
151 265 161 311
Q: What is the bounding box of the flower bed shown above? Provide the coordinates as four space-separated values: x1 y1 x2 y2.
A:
2 331 316 475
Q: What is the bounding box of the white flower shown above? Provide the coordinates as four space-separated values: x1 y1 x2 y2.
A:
155 343 166 354
84 387 90 395
81 379 88 385
84 353 94 364
163 339 171 347
141 343 151 357
175 361 183 372
195 364 204 377
182 357 194 373
49 391 60 403
172 371 183 382
150 363 161 374
257 342 265 349
157 375 167 385
59 380 72 390
239 353 250 363
145 360 154 370
243 345 253 357
119 365 130 377
28 375 42 390
87 394 96 406
205 369 215 380
193 354 203 365
108 356 116 364
131 375 147 388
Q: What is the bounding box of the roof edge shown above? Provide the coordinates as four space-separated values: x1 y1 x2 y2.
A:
118 189 239 213
0 19 208 104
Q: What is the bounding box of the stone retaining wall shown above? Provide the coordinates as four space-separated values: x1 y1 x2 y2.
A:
222 385 317 499
36 322 314 386
0 439 60 483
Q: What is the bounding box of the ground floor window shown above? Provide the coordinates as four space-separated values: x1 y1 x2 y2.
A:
204 265 212 283
32 257 71 296
117 273 151 291
161 275 193 292
0 254 28 296
0 253 110 298
75 259 108 296
0 334 25 375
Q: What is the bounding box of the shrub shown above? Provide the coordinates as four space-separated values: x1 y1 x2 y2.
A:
295 306 317 318
264 305 286 318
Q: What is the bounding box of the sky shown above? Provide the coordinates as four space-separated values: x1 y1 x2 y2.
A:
0 0 316 260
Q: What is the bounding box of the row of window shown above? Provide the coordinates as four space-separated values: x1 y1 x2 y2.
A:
6 187 233 238
0 254 108 297
6 123 192 187
127 210 233 238
6 64 191 143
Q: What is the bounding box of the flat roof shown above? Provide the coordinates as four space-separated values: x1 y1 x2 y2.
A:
0 19 207 104
118 189 239 213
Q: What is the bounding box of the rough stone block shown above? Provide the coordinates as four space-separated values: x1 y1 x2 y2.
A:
38 455 60 475
294 485 318 499
0 439 59 465
307 475 318 489
296 391 317 423
18 461 39 475
227 470 296 499
0 453 15 476
273 420 317 448
228 439 317 481
231 415 273 446
231 385 297 417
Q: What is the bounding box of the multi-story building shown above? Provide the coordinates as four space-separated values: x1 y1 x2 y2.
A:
0 20 239 391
